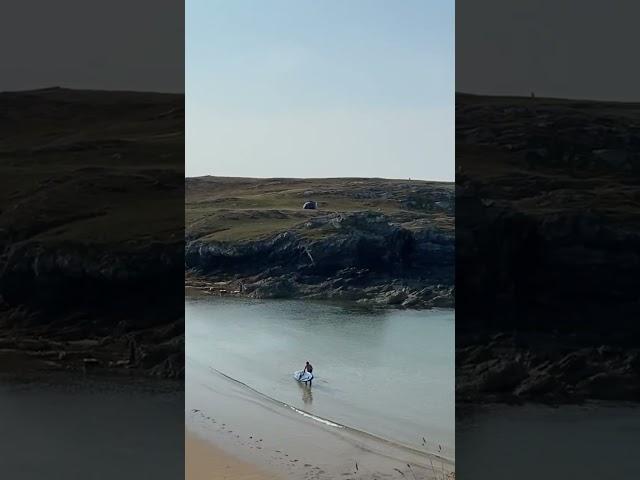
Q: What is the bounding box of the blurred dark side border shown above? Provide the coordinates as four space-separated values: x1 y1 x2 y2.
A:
456 93 640 404
456 1 640 478
0 88 184 380
0 1 184 479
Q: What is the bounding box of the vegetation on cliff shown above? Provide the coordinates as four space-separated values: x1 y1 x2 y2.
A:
186 176 454 308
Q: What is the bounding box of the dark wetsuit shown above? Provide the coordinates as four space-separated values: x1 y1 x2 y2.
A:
304 363 313 385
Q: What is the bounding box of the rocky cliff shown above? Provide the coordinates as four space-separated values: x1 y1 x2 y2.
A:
186 177 454 308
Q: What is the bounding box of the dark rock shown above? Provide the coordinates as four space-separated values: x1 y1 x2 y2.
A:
477 359 528 393
379 289 408 305
514 372 559 398
186 209 454 308
576 372 640 400
250 277 298 299
149 353 184 379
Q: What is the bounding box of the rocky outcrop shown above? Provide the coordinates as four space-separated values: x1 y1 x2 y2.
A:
186 210 454 308
457 334 640 403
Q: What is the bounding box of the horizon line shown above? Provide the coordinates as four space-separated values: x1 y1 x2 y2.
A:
456 90 640 105
185 174 454 183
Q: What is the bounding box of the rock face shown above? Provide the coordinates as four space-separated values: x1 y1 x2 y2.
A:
457 335 640 403
186 178 454 309
0 88 184 378
456 93 640 403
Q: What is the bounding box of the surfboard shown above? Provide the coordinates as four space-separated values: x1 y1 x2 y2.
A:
293 370 314 382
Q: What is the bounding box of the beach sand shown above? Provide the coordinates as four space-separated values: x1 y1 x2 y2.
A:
187 431 279 480
187 358 454 480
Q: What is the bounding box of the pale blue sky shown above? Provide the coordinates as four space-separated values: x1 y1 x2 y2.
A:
187 0 454 180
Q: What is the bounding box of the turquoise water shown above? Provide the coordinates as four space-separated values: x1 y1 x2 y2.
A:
186 297 454 458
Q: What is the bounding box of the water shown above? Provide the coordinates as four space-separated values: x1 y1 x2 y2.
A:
457 403 640 479
0 378 183 480
186 297 455 458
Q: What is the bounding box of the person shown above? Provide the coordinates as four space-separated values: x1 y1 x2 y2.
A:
303 361 313 386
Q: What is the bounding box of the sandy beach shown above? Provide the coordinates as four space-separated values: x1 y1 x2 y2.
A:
186 356 454 480
187 431 279 480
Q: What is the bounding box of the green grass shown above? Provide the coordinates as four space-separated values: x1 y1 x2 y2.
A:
186 177 454 243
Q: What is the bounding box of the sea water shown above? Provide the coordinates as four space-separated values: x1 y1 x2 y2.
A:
186 296 454 458
457 402 640 479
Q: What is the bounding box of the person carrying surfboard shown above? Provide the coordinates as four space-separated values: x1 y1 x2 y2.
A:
303 361 313 385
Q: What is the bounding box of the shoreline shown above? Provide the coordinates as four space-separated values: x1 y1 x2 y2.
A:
187 357 454 480
185 280 453 310
211 365 455 465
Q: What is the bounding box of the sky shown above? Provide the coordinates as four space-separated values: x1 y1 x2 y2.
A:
186 0 454 180
457 0 640 101
0 0 184 93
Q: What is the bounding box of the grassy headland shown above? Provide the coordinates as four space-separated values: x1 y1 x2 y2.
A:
186 176 454 308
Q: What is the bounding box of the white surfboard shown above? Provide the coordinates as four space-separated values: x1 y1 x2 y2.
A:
293 370 314 382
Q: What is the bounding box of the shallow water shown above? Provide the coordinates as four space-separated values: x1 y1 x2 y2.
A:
457 403 640 479
0 378 184 480
186 297 455 458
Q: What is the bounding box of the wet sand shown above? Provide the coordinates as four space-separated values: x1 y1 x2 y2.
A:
187 431 280 480
187 359 454 480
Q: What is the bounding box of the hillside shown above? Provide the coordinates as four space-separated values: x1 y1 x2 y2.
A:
186 176 454 308
456 93 640 403
0 88 184 378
